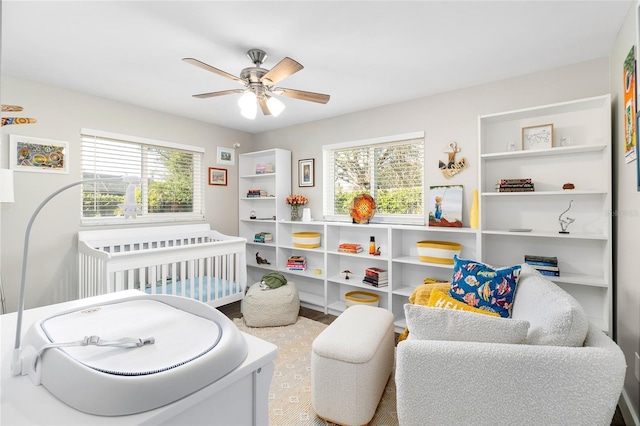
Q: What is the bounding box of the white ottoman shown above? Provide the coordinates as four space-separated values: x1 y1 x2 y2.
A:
241 281 300 327
311 305 395 425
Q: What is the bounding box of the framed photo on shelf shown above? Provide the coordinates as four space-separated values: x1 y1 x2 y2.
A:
216 146 235 166
9 134 69 174
522 124 554 150
209 167 227 186
299 158 315 187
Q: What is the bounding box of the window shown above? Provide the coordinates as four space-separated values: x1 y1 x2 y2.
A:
323 132 425 224
81 128 204 224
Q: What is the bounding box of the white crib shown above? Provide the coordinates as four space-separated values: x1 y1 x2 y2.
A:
78 224 247 307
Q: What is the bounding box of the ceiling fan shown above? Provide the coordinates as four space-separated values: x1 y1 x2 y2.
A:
183 49 330 118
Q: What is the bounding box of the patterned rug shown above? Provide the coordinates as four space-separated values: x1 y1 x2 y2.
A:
233 316 398 425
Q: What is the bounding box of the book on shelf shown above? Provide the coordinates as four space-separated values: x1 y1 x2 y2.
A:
537 269 560 277
526 264 559 272
524 255 558 266
496 178 535 193
365 267 388 277
362 277 388 287
254 232 272 243
286 255 306 270
338 243 363 254
498 178 532 184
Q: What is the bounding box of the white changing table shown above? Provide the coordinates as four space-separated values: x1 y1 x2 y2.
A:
1 290 278 425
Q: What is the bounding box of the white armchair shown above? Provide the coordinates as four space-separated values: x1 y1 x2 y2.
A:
395 264 626 426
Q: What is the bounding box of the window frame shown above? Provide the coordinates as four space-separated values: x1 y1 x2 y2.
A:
80 128 205 226
322 131 425 225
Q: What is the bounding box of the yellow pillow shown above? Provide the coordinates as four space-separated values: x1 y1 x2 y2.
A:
427 288 500 317
409 282 452 305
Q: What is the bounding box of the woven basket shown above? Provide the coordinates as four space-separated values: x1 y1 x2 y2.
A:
292 231 321 248
344 291 380 308
416 240 462 264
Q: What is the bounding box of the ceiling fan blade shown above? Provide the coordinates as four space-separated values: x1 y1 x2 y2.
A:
258 97 271 116
274 88 330 104
192 89 244 99
261 57 303 86
182 58 244 83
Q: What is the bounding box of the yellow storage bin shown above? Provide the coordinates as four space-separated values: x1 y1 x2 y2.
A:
345 291 380 308
292 231 321 248
416 240 462 264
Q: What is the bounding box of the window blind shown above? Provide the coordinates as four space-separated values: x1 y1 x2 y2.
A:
323 132 425 224
81 129 204 224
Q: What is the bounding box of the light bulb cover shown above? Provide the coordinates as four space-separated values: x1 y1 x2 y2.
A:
238 91 256 109
266 96 285 117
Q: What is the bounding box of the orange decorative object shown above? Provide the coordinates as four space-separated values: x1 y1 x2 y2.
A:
350 194 376 224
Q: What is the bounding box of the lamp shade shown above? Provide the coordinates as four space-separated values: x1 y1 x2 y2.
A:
0 169 15 203
266 96 285 117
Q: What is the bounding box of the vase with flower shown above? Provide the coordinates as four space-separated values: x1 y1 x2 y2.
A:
286 194 308 221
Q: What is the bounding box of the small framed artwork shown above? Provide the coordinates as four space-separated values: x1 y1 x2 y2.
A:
299 158 315 187
522 124 554 150
209 167 227 186
9 134 69 174
216 146 235 166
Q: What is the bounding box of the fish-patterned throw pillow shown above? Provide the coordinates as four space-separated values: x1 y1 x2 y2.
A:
449 255 521 318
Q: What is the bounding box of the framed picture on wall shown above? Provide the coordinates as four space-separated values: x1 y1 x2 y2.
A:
209 167 227 186
9 134 69 174
299 158 315 187
216 146 235 166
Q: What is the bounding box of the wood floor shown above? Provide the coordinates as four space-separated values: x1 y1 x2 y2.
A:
218 301 626 425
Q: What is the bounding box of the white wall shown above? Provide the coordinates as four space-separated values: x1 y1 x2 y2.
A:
256 59 611 225
610 3 640 423
0 75 257 312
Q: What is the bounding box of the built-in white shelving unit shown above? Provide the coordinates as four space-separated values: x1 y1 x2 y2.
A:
478 94 612 334
239 95 612 334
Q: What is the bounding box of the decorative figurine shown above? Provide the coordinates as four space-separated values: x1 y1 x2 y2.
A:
256 252 270 265
558 200 575 234
372 247 381 256
342 270 352 280
562 183 575 190
438 141 468 179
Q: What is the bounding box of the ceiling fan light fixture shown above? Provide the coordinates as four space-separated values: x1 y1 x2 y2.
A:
238 91 256 110
238 91 257 119
266 95 285 117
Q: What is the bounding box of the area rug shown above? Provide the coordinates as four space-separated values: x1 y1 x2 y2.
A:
233 316 398 425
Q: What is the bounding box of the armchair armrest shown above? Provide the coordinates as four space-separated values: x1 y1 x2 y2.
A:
395 325 626 426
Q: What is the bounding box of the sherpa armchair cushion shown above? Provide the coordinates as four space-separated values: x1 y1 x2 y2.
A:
511 263 588 346
404 303 530 344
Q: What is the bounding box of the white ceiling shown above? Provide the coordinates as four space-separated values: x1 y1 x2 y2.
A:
0 1 632 134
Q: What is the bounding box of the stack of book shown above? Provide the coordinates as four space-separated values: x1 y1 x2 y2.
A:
363 267 388 287
254 232 272 243
246 189 267 198
338 243 363 254
496 178 535 192
524 255 559 277
286 256 307 271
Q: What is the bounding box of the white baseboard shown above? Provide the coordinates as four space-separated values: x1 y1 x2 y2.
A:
620 388 640 426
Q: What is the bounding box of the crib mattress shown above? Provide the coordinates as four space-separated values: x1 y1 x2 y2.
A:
146 277 238 300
